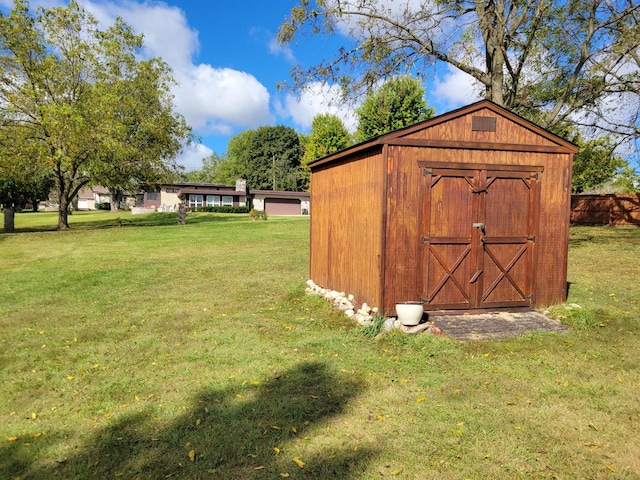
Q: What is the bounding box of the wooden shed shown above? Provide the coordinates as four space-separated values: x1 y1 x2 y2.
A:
308 100 578 315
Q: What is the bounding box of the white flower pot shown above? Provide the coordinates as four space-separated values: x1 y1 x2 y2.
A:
396 302 424 326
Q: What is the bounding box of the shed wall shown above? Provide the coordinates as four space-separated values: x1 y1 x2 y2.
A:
310 149 385 308
383 146 572 312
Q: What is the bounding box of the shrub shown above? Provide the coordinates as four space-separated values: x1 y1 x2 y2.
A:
95 202 111 210
249 208 268 220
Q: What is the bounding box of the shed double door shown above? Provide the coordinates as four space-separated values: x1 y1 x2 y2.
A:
419 162 542 310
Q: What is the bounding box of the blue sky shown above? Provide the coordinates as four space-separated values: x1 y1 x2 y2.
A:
0 0 481 171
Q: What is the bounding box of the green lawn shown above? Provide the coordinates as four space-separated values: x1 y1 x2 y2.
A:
1 212 639 479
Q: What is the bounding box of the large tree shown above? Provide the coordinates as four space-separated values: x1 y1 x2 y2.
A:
0 0 191 229
355 75 435 141
278 0 640 147
571 135 628 193
183 152 225 184
222 126 304 191
302 113 352 188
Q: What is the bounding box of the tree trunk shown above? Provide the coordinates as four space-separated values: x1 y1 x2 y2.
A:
58 196 70 230
3 206 15 232
178 202 187 225
478 0 505 106
111 190 122 211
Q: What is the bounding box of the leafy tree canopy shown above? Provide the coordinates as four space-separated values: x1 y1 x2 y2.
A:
355 75 434 141
570 134 630 193
301 113 352 188
0 0 192 229
278 0 640 150
183 152 226 184
220 125 304 191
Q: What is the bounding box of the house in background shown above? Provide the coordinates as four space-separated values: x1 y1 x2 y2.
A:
139 179 310 215
251 190 310 216
141 179 249 212
76 186 111 210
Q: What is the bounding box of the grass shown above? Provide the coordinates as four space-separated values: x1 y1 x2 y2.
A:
1 212 639 479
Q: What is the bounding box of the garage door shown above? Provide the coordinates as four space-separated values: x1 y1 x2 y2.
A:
265 198 301 216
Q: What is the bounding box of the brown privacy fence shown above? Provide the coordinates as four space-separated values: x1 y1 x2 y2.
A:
571 194 640 226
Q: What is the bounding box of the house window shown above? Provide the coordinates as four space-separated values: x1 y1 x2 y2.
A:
189 194 203 208
166 188 180 193
147 192 160 201
222 195 233 206
206 195 221 207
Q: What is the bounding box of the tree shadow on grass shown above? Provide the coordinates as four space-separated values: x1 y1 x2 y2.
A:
4 212 250 233
568 224 640 247
4 361 376 479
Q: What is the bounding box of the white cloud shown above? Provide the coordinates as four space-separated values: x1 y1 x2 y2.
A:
173 65 273 134
277 82 359 132
81 0 198 71
176 142 213 172
268 36 295 63
75 1 274 135
432 65 482 109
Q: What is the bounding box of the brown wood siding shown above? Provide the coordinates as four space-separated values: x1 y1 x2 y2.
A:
383 145 423 313
534 153 572 306
384 147 571 310
401 107 560 148
310 150 385 308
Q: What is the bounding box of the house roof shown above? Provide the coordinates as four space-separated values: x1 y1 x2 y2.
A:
171 181 235 189
309 99 579 170
250 190 310 198
178 188 244 196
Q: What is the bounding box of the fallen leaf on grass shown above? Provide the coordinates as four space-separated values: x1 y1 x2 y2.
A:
292 456 305 468
392 468 403 475
253 466 265 470
280 473 290 477
7 436 17 441
188 449 195 462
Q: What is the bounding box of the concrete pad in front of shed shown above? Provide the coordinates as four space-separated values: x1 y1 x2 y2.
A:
429 310 568 341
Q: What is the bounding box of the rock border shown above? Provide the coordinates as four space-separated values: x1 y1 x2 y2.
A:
305 279 441 336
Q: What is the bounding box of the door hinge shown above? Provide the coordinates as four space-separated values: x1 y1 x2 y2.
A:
526 294 534 302
527 236 536 242
419 297 430 303
420 236 430 244
422 168 432 176
531 172 539 180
